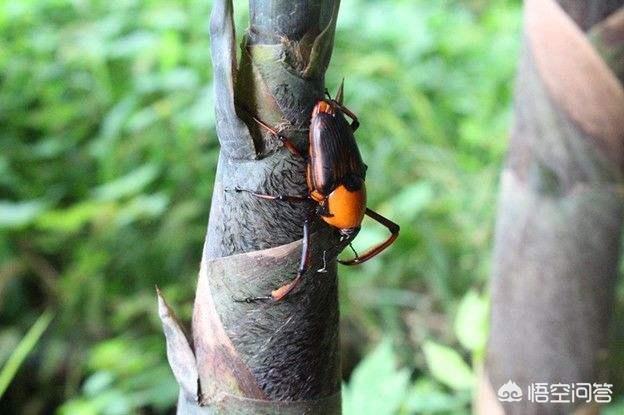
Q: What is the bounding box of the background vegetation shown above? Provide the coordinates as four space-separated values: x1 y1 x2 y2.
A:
1 0 622 413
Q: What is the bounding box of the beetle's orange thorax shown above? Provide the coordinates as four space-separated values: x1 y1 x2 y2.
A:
311 184 366 230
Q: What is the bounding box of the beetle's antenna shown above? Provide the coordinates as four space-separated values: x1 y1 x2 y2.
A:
251 114 279 137
335 78 345 105
235 103 281 137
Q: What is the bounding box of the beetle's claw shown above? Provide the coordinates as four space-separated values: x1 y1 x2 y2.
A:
232 295 272 304
317 250 329 273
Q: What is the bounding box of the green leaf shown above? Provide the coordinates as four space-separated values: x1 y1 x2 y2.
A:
0 199 47 229
404 378 470 414
58 390 131 415
390 182 434 222
36 201 107 232
56 399 99 415
343 339 410 415
0 310 54 399
82 371 115 396
115 193 169 226
454 290 489 354
422 340 473 391
92 164 159 201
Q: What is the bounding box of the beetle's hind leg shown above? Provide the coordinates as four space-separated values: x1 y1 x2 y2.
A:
234 218 312 303
229 187 309 203
339 208 399 265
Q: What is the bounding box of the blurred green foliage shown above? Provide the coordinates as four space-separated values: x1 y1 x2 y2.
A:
2 0 623 414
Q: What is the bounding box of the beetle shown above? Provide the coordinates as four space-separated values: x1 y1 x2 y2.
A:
234 81 399 302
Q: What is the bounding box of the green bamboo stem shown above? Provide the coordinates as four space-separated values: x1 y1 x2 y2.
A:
159 0 344 413
480 2 624 414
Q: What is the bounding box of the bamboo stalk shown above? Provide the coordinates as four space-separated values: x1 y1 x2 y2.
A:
479 2 624 414
158 0 344 413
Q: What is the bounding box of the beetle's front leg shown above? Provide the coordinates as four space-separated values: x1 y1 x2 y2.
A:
234 218 312 303
326 81 360 131
335 103 359 132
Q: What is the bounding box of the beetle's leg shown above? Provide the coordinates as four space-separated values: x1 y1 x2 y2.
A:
326 79 358 130
235 218 311 303
335 103 360 132
232 293 272 303
347 243 360 261
251 114 303 158
230 187 309 203
339 208 399 265
317 250 328 273
270 218 311 301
